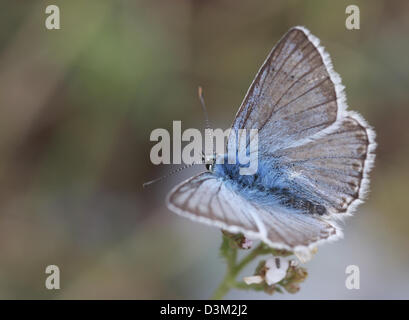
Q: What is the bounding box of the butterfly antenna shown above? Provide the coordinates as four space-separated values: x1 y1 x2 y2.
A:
142 163 197 188
144 88 211 188
198 86 211 131
198 86 215 161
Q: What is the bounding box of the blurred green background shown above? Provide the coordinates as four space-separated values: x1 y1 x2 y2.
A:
0 0 408 299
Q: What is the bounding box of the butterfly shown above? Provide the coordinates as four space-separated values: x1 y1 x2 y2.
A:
166 26 376 253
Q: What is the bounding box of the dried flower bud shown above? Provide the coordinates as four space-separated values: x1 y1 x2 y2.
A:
284 282 300 294
293 266 308 282
222 230 253 249
241 237 253 249
264 285 276 295
290 259 299 267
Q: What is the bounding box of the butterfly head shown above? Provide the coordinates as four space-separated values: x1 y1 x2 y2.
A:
204 154 216 172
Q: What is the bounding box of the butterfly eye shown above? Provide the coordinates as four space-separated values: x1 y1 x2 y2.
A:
206 163 213 171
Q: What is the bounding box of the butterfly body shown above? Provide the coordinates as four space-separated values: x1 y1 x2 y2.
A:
213 155 327 216
166 26 376 252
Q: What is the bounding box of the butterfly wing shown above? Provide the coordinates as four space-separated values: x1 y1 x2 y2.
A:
229 26 375 216
167 172 340 251
231 26 345 154
271 114 376 215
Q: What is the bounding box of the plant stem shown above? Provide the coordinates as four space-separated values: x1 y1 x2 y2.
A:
235 243 265 271
211 242 268 299
211 272 234 300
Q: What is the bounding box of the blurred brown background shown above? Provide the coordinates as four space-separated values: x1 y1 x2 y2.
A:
0 0 408 299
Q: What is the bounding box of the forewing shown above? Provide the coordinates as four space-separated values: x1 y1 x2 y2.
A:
231 26 344 154
167 172 340 250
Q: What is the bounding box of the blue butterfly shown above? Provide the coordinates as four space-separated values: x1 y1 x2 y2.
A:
167 26 376 253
